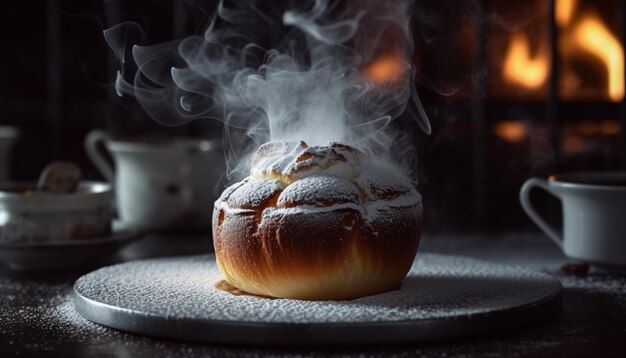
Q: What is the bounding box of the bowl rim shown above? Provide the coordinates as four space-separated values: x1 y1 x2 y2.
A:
0 181 112 211
548 171 626 191
0 180 111 198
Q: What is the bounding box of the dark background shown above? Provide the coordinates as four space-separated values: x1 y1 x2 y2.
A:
2 0 625 233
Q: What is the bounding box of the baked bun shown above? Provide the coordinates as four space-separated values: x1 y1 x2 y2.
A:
212 141 422 300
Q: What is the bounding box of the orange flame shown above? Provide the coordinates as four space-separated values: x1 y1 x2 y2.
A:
502 32 550 90
494 120 528 143
363 54 407 85
556 0 577 28
573 15 624 101
600 119 622 135
502 1 625 101
557 0 624 101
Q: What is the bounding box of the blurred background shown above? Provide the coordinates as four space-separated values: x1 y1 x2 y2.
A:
2 0 625 233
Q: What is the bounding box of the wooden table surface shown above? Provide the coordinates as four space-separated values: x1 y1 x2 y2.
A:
1 232 625 357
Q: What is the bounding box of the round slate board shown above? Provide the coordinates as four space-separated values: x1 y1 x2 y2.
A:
73 254 562 346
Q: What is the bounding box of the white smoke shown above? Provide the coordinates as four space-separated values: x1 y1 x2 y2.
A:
104 0 430 180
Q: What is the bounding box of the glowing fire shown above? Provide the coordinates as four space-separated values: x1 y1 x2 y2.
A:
561 119 622 154
363 54 407 85
558 0 624 101
600 119 622 135
572 15 624 101
494 120 528 143
502 32 550 89
576 119 622 136
562 135 585 154
555 0 577 28
501 0 625 101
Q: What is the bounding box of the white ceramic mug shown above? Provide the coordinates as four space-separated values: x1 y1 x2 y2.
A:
520 172 626 266
85 130 224 232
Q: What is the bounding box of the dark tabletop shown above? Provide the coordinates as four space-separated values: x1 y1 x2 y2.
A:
1 232 625 357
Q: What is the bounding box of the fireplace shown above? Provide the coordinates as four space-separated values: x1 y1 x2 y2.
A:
412 0 626 230
1 0 625 232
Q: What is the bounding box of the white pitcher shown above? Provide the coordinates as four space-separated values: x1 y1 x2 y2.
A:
85 130 224 232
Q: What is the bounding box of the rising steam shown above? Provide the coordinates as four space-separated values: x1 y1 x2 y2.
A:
104 0 430 180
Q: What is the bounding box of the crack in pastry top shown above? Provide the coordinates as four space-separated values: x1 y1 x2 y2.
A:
216 141 422 223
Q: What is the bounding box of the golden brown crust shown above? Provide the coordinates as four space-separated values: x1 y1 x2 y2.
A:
213 197 421 301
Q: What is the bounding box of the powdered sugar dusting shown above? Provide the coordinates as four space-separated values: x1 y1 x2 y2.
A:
4 234 626 354
277 176 360 207
74 254 560 325
264 203 364 216
357 161 415 201
363 193 422 222
216 141 421 227
251 141 363 181
226 179 285 209
250 141 306 178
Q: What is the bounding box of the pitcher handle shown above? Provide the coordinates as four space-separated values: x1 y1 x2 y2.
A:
85 130 115 183
519 178 563 248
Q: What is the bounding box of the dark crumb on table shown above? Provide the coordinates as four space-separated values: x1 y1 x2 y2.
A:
561 261 590 276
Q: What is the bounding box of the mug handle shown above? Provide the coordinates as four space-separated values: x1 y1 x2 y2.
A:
519 178 563 248
85 130 115 183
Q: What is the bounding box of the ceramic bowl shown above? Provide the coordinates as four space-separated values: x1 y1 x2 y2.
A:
0 181 112 244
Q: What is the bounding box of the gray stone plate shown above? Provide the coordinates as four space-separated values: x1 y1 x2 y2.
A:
74 253 562 346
